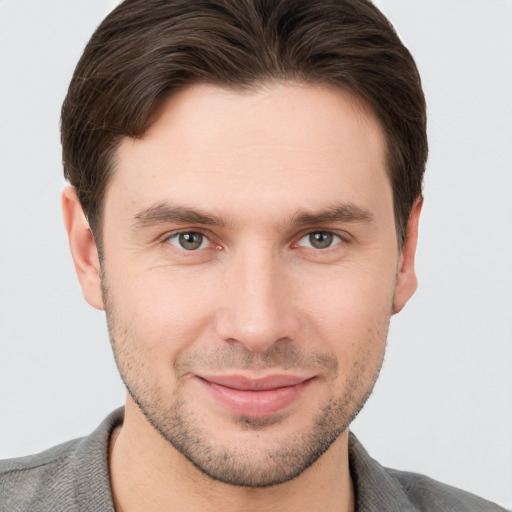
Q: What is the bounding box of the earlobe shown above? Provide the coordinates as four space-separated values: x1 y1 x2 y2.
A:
392 197 423 314
62 186 105 311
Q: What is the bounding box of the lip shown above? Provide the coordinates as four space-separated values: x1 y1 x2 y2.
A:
196 374 315 418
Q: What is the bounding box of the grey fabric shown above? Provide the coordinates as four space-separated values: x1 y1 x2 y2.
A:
348 436 507 511
0 408 507 511
0 409 119 512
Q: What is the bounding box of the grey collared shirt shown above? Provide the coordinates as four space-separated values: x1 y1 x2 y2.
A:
0 408 507 511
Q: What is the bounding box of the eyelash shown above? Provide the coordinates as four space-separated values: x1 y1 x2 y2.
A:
294 231 344 250
165 230 218 252
163 229 348 253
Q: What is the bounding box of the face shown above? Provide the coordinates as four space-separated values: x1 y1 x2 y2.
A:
74 82 419 487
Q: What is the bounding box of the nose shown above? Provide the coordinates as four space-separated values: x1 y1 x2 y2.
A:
215 247 299 353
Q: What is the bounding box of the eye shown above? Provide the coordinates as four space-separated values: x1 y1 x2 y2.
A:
296 231 342 250
167 231 210 251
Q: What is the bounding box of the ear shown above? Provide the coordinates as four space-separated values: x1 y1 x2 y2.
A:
62 186 105 310
392 197 423 314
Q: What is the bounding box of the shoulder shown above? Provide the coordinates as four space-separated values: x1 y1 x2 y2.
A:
0 408 123 512
348 432 508 511
0 438 82 511
386 467 508 512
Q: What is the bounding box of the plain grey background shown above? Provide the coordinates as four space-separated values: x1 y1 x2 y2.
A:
1 0 511 508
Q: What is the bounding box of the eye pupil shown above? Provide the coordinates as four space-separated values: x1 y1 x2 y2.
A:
179 232 203 250
309 231 333 249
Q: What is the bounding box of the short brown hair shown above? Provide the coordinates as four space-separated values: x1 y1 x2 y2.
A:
61 0 427 247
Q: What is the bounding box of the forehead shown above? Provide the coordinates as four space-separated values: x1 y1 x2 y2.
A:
106 82 391 226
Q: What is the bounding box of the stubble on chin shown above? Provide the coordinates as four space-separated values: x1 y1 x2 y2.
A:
101 275 388 487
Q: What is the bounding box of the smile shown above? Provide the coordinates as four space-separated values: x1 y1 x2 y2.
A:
196 374 316 418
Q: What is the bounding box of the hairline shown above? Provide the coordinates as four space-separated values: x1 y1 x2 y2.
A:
87 79 413 258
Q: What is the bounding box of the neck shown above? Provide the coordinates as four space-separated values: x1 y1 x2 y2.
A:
109 398 355 512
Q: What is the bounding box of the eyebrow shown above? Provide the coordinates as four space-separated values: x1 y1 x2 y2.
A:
133 202 226 228
289 204 374 227
133 201 373 229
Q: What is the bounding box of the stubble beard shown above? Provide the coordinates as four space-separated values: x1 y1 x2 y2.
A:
102 280 387 488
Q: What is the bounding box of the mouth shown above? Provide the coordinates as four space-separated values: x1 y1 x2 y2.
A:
196 374 316 418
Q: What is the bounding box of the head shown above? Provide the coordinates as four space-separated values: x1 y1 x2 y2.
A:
62 0 426 251
62 0 426 488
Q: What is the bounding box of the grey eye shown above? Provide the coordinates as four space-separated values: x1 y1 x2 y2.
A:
168 232 208 251
297 231 341 249
309 232 333 249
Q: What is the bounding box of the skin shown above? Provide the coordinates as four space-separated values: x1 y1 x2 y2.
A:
62 82 421 512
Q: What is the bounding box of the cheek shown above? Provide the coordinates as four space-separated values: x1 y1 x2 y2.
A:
106 266 219 362
302 278 390 398
305 257 396 306
297 263 396 352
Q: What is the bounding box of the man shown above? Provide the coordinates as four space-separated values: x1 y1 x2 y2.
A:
0 1 508 511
